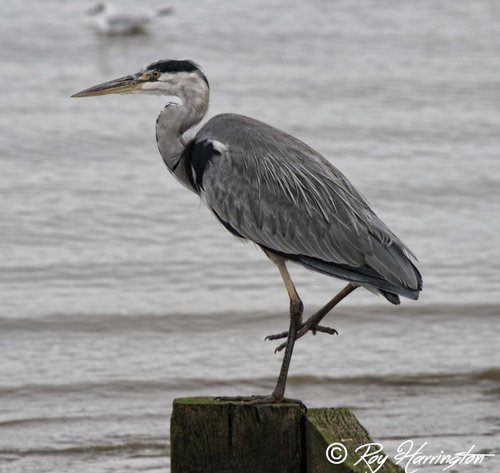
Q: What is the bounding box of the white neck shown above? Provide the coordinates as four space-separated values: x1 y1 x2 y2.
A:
154 72 209 191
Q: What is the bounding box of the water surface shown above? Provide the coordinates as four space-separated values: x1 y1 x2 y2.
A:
1 0 499 471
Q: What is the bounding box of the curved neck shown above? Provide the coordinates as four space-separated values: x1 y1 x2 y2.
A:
155 73 209 190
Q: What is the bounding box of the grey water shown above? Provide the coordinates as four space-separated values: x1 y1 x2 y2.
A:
1 0 499 471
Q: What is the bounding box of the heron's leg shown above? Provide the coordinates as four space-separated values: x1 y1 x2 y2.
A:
297 282 357 336
267 283 358 352
264 251 304 401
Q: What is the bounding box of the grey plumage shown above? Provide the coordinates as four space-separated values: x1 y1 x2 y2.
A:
72 59 422 401
191 114 421 303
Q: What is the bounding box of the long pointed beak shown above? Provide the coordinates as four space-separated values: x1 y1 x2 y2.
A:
71 74 142 98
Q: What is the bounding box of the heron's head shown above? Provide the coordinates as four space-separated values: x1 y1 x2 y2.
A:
72 59 209 98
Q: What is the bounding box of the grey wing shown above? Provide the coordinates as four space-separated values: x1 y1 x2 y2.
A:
192 114 422 299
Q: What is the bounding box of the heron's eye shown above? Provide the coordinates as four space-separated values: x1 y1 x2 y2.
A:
152 70 160 79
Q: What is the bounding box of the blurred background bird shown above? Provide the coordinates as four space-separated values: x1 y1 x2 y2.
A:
87 2 174 35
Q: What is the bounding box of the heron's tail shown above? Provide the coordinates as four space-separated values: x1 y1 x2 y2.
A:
295 254 422 305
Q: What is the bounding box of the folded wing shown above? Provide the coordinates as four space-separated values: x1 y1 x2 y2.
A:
188 113 422 302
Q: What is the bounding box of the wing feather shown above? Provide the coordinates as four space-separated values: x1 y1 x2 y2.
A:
192 113 421 294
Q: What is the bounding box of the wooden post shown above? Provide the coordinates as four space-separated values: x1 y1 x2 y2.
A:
306 408 403 473
170 397 305 473
170 398 403 473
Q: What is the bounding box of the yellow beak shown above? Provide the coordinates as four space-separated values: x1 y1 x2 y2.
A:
71 74 142 98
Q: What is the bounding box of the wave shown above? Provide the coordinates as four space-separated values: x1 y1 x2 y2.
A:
1 303 499 332
289 367 500 386
1 368 498 399
0 414 106 428
0 441 167 457
0 377 257 398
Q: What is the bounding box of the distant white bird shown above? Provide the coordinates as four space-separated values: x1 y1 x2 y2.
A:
87 2 173 35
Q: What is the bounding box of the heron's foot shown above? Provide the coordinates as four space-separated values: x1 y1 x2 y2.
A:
215 395 304 407
265 324 337 341
266 321 338 353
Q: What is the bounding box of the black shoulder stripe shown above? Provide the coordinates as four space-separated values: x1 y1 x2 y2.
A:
177 139 197 191
189 140 223 191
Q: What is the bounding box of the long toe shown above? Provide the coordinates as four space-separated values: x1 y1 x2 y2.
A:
272 324 338 352
215 395 265 402
215 395 304 406
265 330 290 341
311 325 338 336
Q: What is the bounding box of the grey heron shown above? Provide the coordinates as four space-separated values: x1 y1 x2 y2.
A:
88 3 174 35
72 59 422 402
